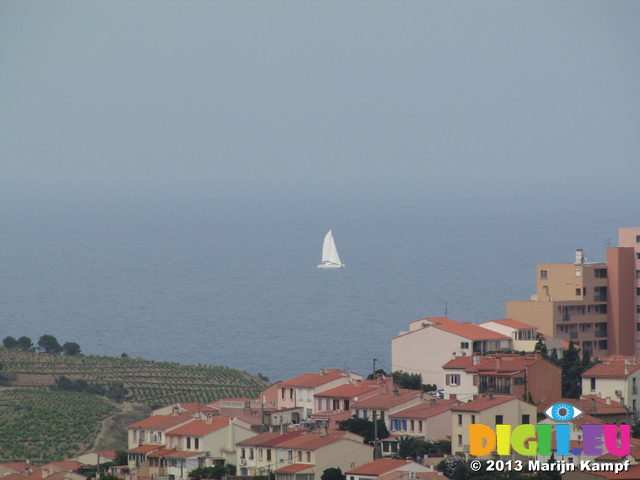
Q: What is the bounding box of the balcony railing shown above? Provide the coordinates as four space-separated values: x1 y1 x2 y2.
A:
594 295 607 302
594 330 608 338
562 314 570 322
570 332 579 339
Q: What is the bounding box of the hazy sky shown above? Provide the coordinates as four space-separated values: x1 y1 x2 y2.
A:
2 0 639 209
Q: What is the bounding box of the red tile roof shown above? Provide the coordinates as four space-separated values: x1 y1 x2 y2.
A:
167 417 230 436
451 395 516 412
353 390 421 409
316 380 382 398
146 449 201 458
0 463 41 475
390 399 461 419
44 461 83 471
127 445 163 453
280 369 353 388
346 459 424 476
583 356 640 378
427 319 509 341
276 464 313 473
442 353 551 375
128 412 194 430
277 433 351 450
236 430 306 447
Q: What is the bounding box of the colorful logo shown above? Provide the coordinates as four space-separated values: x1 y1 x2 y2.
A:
468 403 630 457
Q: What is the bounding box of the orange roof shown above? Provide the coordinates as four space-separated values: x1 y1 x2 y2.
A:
390 399 461 419
316 380 381 398
353 390 421 409
147 449 201 458
128 444 163 453
91 450 117 460
442 353 552 375
129 412 194 430
346 459 424 476
236 430 305 447
0 464 41 475
280 369 352 388
168 417 230 436
480 319 539 330
583 356 640 378
403 317 509 341
276 464 313 473
277 433 349 450
451 395 516 412
45 461 83 471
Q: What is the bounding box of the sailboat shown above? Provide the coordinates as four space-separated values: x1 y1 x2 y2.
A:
317 230 345 268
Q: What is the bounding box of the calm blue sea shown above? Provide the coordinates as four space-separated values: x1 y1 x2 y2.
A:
0 190 632 382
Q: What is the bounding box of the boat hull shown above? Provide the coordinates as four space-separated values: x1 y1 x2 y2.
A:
317 261 344 269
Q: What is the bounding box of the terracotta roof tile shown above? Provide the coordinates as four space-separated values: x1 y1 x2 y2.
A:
147 449 201 458
280 370 353 388
167 417 231 436
128 412 194 430
127 445 163 453
583 356 640 378
451 395 516 412
390 399 461 419
316 380 382 398
536 396 628 416
346 459 424 476
236 430 305 447
276 464 313 473
353 390 421 409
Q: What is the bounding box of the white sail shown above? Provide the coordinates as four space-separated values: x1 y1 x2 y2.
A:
318 229 344 268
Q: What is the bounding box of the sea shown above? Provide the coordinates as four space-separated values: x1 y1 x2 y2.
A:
0 187 634 383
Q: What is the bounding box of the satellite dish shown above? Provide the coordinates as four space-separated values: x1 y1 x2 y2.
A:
354 396 359 402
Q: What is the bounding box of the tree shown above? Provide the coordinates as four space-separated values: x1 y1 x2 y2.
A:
391 371 422 390
17 336 33 351
38 334 62 354
338 416 389 444
438 455 466 479
559 341 594 398
321 468 345 480
366 369 389 380
2 336 18 349
62 342 82 356
395 435 429 460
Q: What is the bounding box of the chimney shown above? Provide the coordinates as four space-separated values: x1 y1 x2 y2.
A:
606 397 611 405
429 398 436 406
495 355 501 370
473 352 481 366
392 388 399 397
591 398 597 412
575 249 585 264
488 391 493 400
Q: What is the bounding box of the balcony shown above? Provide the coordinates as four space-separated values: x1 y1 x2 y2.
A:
594 295 608 302
594 330 608 338
570 332 579 339
562 314 570 322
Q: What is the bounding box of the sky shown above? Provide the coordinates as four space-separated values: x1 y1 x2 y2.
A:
1 0 639 213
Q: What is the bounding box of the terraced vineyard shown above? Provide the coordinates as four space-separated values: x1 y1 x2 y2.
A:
0 388 116 463
0 350 269 406
0 350 269 463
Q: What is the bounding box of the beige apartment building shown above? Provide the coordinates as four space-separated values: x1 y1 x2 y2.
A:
506 228 640 358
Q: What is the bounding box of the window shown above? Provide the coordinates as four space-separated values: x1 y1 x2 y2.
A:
471 415 475 424
637 306 640 314
458 435 463 446
637 270 640 279
249 448 254 460
187 437 191 449
298 451 302 462
576 288 581 296
637 288 640 296
575 269 582 277
282 388 286 399
355 409 360 418
259 449 263 460
195 438 199 450
595 268 607 278
495 415 504 425
133 430 137 442
447 374 460 386
460 342 469 349
458 414 462 426
513 377 523 385
306 451 311 462
636 235 640 243
290 388 294 399
540 270 548 279
522 415 530 424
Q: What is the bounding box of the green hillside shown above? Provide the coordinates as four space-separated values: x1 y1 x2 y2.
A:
0 350 270 463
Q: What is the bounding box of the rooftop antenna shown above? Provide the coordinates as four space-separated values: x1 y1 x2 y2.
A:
444 302 448 317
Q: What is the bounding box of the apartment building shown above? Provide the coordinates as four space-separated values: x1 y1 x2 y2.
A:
506 241 636 357
618 228 640 354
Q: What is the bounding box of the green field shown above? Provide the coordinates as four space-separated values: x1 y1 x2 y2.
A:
0 350 269 463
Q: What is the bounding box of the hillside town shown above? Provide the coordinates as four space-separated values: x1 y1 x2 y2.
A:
4 227 640 480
